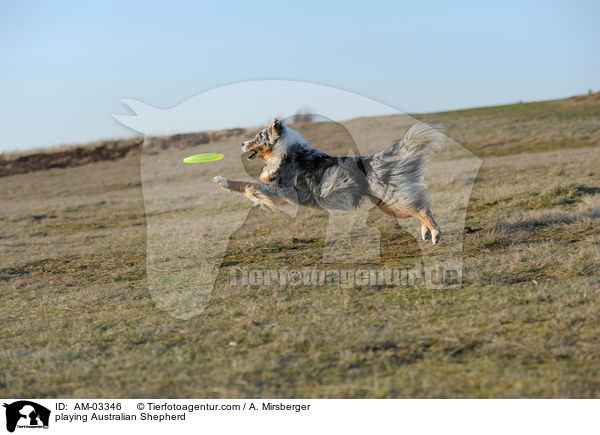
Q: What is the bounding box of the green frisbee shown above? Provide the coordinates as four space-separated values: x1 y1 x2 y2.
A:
182 153 224 163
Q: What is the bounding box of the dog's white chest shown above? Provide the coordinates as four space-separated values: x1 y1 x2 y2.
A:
260 156 282 183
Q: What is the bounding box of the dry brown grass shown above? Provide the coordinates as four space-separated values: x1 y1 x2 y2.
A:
1 95 600 397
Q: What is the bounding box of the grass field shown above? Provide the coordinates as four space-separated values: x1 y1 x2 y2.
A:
1 93 599 398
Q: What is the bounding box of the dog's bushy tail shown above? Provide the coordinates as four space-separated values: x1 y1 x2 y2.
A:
366 123 445 209
388 122 445 158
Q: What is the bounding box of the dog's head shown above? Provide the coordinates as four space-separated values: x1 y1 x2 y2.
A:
241 118 283 160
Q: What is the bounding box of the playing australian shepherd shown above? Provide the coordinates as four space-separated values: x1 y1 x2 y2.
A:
213 118 444 244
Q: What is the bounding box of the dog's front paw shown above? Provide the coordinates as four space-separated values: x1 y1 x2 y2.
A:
213 176 229 189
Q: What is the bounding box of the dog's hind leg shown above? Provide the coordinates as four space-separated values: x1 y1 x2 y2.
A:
420 222 430 241
376 201 441 245
417 209 441 245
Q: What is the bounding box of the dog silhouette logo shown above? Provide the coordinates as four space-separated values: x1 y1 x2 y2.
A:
3 401 50 433
115 80 482 319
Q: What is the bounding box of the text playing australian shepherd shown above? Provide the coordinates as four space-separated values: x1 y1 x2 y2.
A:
213 118 444 244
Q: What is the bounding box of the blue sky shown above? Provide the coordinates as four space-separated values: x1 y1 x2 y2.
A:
1 0 599 151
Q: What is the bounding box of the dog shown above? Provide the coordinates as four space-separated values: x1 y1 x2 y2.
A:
213 118 443 244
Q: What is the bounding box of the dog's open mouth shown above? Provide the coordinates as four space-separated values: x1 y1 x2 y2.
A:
246 150 258 160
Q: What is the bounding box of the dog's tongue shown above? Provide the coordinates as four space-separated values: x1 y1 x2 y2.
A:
247 150 258 160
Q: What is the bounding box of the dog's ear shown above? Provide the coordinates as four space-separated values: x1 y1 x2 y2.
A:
268 118 282 138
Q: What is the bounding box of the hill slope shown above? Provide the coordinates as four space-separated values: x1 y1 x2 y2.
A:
0 93 599 398
2 92 599 176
